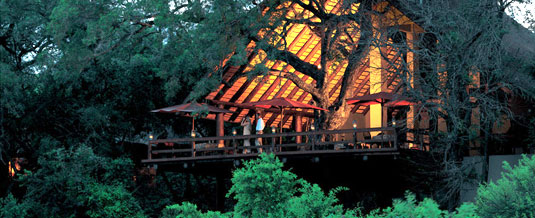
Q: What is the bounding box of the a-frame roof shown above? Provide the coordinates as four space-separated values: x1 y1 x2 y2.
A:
204 0 409 128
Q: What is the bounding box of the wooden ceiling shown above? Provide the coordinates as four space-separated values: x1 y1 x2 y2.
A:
205 0 406 128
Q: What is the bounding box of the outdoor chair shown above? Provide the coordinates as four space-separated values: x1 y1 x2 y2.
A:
359 132 372 149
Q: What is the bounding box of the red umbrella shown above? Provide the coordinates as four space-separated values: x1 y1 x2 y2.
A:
243 97 327 133
151 102 232 133
346 92 414 127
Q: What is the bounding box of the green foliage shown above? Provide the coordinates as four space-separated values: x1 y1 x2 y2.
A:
1 0 170 162
227 153 298 217
161 202 229 218
1 0 534 217
0 194 32 218
156 0 257 101
1 145 145 218
166 153 357 218
365 192 478 218
451 203 480 218
361 154 535 218
227 153 359 218
525 118 535 149
285 184 349 218
476 155 535 218
85 183 146 218
161 153 535 218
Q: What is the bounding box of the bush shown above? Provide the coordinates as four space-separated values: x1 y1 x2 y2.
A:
227 153 299 217
365 192 478 218
161 202 228 218
0 194 31 218
476 155 535 218
162 153 535 218
164 153 356 218
0 145 145 218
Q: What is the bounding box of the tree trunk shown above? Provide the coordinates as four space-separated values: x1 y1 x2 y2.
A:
326 102 352 130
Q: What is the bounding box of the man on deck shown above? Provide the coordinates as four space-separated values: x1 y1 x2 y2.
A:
255 111 264 153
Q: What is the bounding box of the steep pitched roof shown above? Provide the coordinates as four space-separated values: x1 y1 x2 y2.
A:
204 0 409 128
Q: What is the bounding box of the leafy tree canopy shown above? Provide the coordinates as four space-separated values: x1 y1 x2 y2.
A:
0 145 145 218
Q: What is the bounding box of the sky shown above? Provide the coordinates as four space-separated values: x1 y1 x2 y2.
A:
508 1 535 31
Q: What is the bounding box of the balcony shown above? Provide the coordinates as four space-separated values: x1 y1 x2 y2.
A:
142 127 399 164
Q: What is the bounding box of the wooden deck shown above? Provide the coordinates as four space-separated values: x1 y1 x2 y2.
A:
142 127 399 164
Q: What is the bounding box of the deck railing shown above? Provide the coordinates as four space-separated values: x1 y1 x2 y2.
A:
143 127 398 163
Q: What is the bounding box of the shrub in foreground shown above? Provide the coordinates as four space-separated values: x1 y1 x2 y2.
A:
476 155 535 218
163 154 535 218
163 153 358 218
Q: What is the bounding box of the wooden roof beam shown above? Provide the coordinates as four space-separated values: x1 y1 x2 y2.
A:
272 37 321 99
224 21 307 121
213 51 258 101
350 71 371 113
272 58 321 127
327 62 351 97
210 100 315 117
228 75 271 121
226 20 303 102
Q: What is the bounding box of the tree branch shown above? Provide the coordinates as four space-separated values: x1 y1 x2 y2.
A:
0 23 16 56
335 13 373 106
290 0 325 20
249 35 324 82
283 18 322 26
283 73 323 100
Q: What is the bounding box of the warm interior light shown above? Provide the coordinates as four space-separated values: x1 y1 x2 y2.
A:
272 126 276 133
8 161 14 177
392 119 397 127
191 131 196 138
370 104 382 136
149 134 154 140
352 120 357 129
8 159 21 177
310 125 315 131
232 129 237 136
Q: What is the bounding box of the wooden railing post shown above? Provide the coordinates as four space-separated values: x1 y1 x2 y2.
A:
394 128 398 150
148 142 152 160
172 143 176 158
271 135 275 153
311 132 316 151
381 134 384 148
294 114 302 143
353 131 357 150
216 105 225 148
192 141 196 157
233 137 237 155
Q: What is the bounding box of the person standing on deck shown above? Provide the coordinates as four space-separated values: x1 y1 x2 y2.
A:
240 111 253 154
255 111 265 153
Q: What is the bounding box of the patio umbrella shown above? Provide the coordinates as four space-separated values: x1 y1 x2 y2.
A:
151 102 233 133
243 97 327 133
346 92 414 126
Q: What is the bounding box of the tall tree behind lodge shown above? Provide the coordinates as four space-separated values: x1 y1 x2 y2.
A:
183 0 535 207
188 0 534 149
190 0 534 131
195 0 382 130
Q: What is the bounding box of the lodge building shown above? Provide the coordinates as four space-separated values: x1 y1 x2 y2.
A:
143 0 535 164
